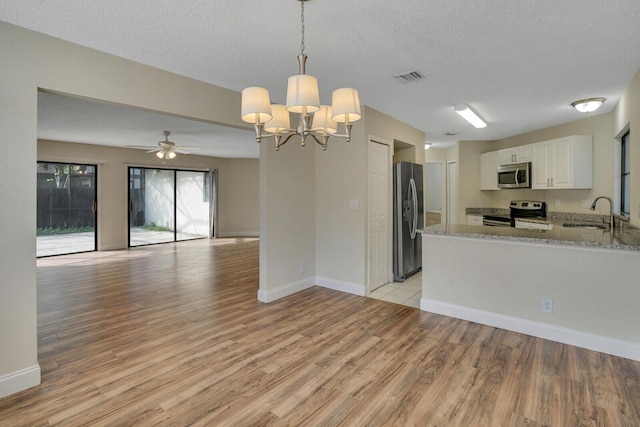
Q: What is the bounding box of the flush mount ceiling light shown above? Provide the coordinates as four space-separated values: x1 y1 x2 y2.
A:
241 0 361 151
454 104 487 129
424 142 432 150
571 97 605 113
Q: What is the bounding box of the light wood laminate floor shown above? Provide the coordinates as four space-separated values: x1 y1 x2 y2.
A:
1 238 639 426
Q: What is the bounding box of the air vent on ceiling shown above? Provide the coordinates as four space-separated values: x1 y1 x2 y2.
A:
444 131 459 136
394 70 423 83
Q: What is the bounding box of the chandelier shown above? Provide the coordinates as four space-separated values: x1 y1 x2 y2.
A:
241 0 361 151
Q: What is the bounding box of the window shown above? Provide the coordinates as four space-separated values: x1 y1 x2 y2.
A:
621 131 630 216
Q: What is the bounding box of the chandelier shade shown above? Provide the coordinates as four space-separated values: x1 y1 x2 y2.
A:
286 74 320 114
312 105 338 134
241 87 272 124
264 104 291 134
331 88 361 124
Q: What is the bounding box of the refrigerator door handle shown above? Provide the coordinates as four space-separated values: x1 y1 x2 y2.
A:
409 177 417 239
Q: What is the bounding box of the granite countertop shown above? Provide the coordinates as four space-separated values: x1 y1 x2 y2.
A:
423 223 640 251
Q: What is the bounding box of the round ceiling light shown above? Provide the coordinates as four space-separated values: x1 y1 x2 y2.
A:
571 97 605 113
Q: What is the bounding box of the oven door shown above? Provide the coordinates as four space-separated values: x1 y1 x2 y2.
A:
482 215 513 227
497 163 531 188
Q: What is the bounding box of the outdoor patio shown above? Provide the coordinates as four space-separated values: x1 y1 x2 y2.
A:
37 228 206 257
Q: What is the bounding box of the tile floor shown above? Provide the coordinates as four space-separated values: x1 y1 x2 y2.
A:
368 272 421 308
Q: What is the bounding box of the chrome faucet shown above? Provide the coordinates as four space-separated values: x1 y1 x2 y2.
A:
590 196 614 229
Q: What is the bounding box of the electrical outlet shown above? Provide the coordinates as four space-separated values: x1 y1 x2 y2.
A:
542 298 553 314
299 263 306 274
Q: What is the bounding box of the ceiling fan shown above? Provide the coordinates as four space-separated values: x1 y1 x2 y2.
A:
127 131 198 159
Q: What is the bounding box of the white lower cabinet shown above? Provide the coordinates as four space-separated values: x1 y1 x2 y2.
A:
467 215 483 226
531 135 593 189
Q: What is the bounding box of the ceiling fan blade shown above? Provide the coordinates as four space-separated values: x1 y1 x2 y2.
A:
173 149 191 154
126 145 157 149
145 148 163 153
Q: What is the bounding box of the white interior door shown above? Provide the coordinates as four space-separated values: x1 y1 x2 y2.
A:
368 140 390 292
448 161 458 224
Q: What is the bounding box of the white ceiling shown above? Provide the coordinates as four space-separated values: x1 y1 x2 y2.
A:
37 92 258 158
3 0 640 157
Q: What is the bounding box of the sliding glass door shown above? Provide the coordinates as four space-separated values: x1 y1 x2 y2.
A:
176 170 210 241
37 162 97 257
128 167 211 247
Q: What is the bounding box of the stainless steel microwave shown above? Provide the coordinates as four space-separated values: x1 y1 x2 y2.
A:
497 162 531 188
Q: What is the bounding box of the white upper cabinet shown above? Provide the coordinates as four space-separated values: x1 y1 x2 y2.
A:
531 135 593 189
480 151 499 190
498 145 531 165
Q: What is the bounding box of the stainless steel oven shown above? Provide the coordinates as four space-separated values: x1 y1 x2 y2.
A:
497 162 531 188
482 215 513 227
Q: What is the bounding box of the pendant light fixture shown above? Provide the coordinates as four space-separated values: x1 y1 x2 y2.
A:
241 0 361 151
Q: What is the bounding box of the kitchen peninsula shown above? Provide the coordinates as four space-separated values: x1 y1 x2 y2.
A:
421 224 640 361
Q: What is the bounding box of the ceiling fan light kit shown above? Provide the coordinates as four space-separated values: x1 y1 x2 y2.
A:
126 130 197 160
241 0 361 151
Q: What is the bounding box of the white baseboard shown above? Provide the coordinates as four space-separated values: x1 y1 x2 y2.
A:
217 231 259 238
316 276 365 296
421 298 640 362
257 277 315 303
0 365 41 399
257 276 365 303
99 242 127 251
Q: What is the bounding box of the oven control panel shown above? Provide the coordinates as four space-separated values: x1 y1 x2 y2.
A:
510 200 544 210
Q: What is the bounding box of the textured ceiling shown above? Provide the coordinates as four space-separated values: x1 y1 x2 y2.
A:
2 0 640 157
37 92 257 158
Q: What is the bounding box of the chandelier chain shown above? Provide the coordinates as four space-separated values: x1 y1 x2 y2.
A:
300 0 305 54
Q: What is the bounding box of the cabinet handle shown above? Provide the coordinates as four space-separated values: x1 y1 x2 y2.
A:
551 178 554 187
547 178 550 187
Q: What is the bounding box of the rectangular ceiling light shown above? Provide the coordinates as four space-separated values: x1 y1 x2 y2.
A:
454 104 487 128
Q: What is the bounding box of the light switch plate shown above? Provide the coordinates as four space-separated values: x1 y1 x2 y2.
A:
349 199 359 210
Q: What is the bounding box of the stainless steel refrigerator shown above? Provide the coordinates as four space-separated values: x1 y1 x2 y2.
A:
393 161 424 281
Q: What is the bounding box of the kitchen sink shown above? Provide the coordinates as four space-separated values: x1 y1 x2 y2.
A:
562 222 609 230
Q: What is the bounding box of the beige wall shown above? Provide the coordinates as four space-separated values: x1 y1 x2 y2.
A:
217 158 260 236
457 141 496 223
315 106 424 290
0 21 252 397
37 140 259 247
259 130 316 300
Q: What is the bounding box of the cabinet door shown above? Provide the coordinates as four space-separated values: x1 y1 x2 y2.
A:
531 142 551 189
499 145 531 164
552 138 572 188
515 145 531 162
480 152 499 190
498 148 515 165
